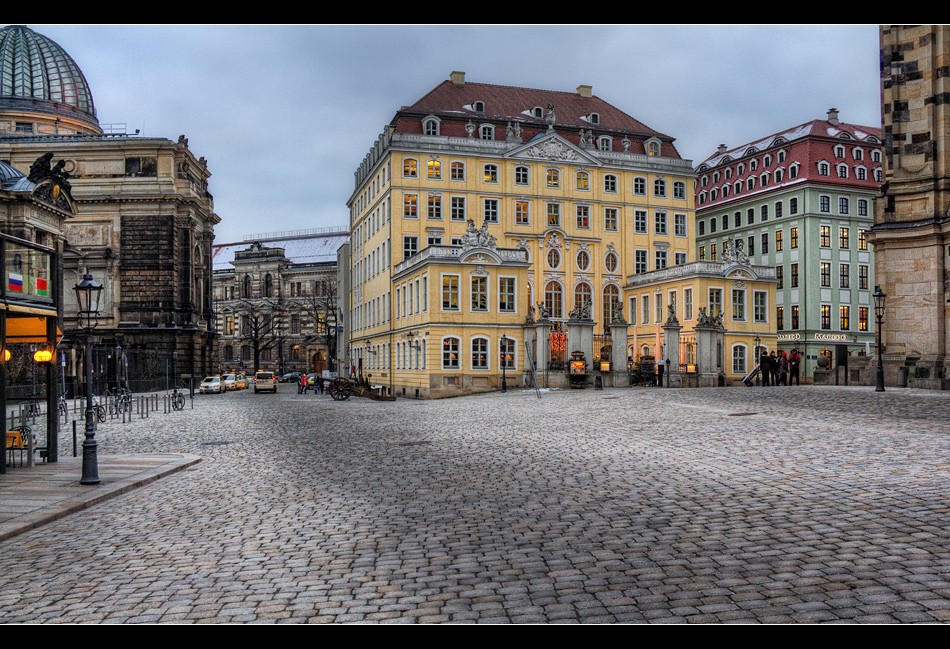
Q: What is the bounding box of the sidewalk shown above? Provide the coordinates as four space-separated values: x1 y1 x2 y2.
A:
0 453 200 541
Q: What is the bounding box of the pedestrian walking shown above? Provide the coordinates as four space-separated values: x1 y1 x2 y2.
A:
789 349 801 385
778 351 789 386
300 373 308 394
760 348 771 386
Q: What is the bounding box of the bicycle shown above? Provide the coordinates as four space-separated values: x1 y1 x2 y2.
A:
107 387 132 415
171 385 185 411
58 394 69 422
89 395 106 423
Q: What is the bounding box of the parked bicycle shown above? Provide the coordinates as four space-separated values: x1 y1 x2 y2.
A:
171 385 185 411
107 387 133 415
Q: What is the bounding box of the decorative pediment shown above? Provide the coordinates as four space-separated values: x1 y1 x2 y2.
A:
507 132 601 165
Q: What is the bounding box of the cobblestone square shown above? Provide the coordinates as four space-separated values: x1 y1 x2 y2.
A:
2 385 949 623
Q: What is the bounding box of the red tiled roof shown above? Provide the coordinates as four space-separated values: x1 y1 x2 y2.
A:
394 77 681 159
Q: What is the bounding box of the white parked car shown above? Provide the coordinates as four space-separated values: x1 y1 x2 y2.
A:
199 376 223 394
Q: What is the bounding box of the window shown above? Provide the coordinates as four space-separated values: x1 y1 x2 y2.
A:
674 214 687 237
515 165 529 185
642 294 650 324
450 161 465 180
733 345 747 374
710 218 717 233
820 196 831 213
598 136 612 152
673 181 686 199
484 164 498 183
675 251 687 266
684 288 693 320
403 236 418 259
480 125 494 140
634 177 646 195
859 265 869 290
732 288 745 321
747 236 755 256
818 162 830 176
499 277 516 312
635 249 647 274
859 307 869 331
791 263 799 288
546 168 560 187
699 221 705 236
777 306 784 330
403 194 418 218
790 227 799 248
839 197 849 214
427 195 442 219
746 208 754 225
709 289 723 316
791 305 800 329
576 170 590 190
604 174 618 193
710 243 717 261
635 210 647 233
821 304 831 329
776 230 783 251
754 291 767 323
761 232 769 254
547 203 560 227
403 158 418 177
790 197 798 214
547 248 561 270
451 196 466 221
427 159 441 179
648 141 660 156
858 229 868 250
484 198 499 223
655 250 668 269
576 205 590 228
840 306 850 330
629 296 637 325
858 199 868 216
443 337 460 369
574 282 592 314
500 337 516 370
837 164 848 178
603 285 620 326
471 276 488 311
655 212 668 235
545 281 563 319
776 265 783 289
442 275 459 310
838 227 850 249
604 207 618 231
654 179 667 197
821 262 831 287
761 204 769 221
427 234 442 246
604 252 619 273
515 200 530 225
576 250 591 272
820 225 831 247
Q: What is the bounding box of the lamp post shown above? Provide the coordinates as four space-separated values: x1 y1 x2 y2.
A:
874 286 887 392
500 334 509 393
74 271 103 485
754 335 761 386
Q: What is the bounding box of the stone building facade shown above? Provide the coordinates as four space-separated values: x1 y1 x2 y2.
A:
867 25 950 389
0 25 220 391
212 233 345 377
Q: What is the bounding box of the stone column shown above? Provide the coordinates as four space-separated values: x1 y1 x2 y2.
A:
694 309 726 387
610 321 630 387
662 321 683 388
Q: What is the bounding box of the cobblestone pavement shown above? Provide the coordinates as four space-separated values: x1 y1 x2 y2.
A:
2 384 950 623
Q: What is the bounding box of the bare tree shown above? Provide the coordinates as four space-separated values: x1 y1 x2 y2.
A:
235 298 284 372
297 275 338 366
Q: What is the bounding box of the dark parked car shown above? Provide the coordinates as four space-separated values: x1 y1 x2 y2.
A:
279 372 302 383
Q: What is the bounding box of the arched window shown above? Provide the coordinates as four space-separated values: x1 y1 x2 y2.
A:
603 285 620 327
427 159 441 179
471 337 489 370
243 275 251 298
442 337 460 369
263 274 273 298
574 282 592 313
545 281 563 319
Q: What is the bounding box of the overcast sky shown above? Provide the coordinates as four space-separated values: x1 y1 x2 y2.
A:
29 24 882 245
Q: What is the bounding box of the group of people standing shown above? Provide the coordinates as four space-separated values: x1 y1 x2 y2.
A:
299 373 326 395
756 348 801 386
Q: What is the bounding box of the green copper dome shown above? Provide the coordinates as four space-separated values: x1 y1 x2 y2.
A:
0 25 99 129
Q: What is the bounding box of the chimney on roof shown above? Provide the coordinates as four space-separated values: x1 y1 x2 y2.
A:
577 85 592 98
451 71 465 86
827 108 840 125
717 144 728 154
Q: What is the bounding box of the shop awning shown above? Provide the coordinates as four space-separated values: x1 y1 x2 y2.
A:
4 316 62 344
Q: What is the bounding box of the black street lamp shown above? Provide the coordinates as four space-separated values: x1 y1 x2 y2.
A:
74 271 103 485
874 286 887 392
500 334 509 394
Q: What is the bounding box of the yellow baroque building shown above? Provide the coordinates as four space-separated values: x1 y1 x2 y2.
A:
347 72 774 397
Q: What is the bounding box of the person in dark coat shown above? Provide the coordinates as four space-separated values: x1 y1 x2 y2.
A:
760 349 771 386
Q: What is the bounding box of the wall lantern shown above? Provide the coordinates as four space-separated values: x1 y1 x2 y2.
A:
33 348 53 363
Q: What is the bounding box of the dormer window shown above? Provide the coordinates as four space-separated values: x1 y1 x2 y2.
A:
647 140 660 156
479 124 494 140
533 106 544 119
597 136 612 152
589 113 600 125
423 116 440 136
473 100 485 113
